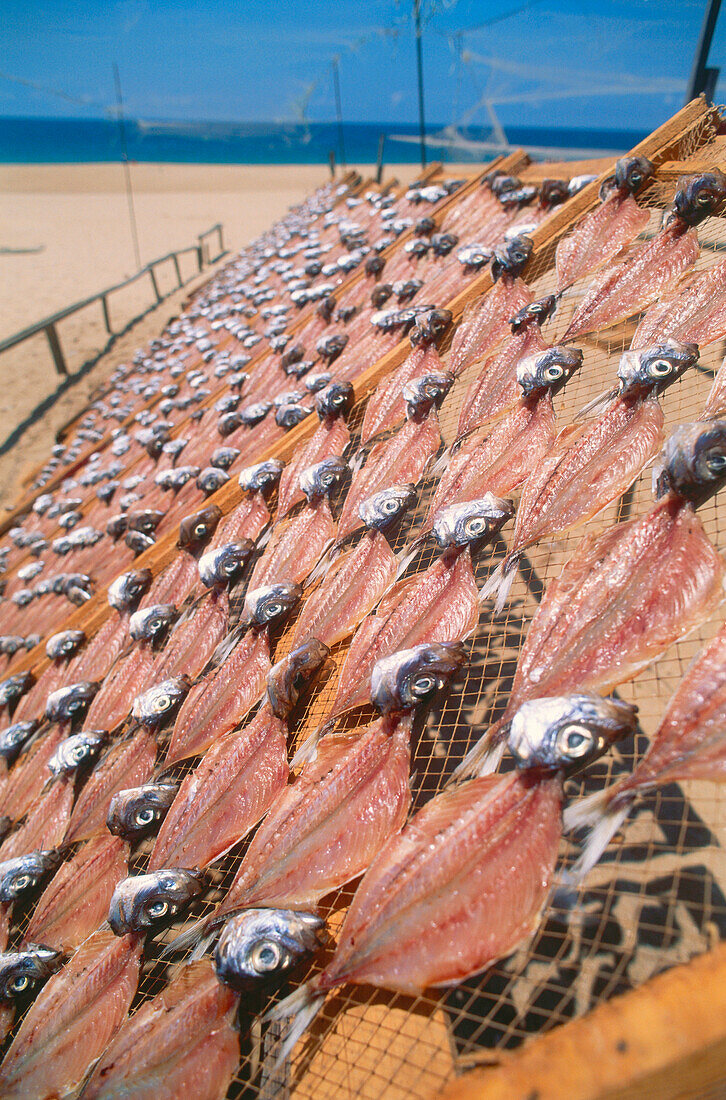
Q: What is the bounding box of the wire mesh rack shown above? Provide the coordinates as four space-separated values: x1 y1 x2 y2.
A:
2 108 726 1099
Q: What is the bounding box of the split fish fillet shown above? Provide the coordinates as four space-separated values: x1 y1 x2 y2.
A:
556 191 650 291
456 323 549 439
276 416 350 517
0 779 73 860
361 342 445 444
248 499 336 589
64 728 157 844
448 278 532 376
632 259 726 350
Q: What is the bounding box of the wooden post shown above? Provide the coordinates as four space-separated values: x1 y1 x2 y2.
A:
148 265 162 304
44 323 67 376
376 134 385 184
100 294 113 335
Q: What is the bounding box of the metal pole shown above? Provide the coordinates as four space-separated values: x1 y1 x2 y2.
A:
376 133 386 184
332 58 347 168
113 62 142 270
685 0 722 102
413 0 427 169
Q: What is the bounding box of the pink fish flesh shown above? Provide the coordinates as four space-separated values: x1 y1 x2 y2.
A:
556 191 650 291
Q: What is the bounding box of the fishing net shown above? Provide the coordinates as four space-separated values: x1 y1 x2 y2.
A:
5 111 726 1098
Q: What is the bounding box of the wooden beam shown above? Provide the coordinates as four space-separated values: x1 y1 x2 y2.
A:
439 944 726 1100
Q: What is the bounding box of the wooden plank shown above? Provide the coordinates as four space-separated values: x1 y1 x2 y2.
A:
439 944 726 1100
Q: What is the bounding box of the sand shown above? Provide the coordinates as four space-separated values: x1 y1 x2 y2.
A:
0 161 426 508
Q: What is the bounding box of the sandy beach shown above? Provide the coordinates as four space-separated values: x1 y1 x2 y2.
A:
0 161 426 505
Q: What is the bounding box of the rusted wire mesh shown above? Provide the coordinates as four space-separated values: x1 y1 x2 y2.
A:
5 118 726 1099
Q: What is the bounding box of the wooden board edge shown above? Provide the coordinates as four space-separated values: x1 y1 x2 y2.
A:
438 942 726 1100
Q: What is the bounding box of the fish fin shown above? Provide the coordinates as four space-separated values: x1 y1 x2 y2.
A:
160 915 209 957
479 554 520 613
210 623 245 665
429 448 451 478
564 789 633 881
450 730 505 783
305 541 342 587
575 387 619 421
262 983 326 1071
395 538 426 580
290 719 334 770
349 447 368 475
256 526 273 551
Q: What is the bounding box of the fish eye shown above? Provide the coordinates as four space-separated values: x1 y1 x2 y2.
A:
251 940 282 973
148 900 169 918
648 359 673 376
194 523 207 538
705 450 726 472
556 723 594 758
12 874 31 892
412 674 437 696
383 499 398 512
630 172 642 184
10 975 29 993
149 617 162 632
697 191 712 205
265 602 282 617
465 517 488 535
71 744 87 762
545 365 564 379
135 807 156 826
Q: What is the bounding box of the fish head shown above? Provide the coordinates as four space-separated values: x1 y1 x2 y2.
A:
403 371 455 418
108 869 206 935
306 372 332 394
47 729 109 778
210 446 241 471
198 541 254 588
284 357 315 378
371 284 394 308
0 636 25 657
617 340 699 397
243 582 303 629
45 680 99 723
370 641 467 714
600 156 654 200
431 232 459 257
238 401 273 427
107 568 152 611
672 170 726 227
107 782 179 841
0 720 37 763
490 174 521 197
366 253 387 275
510 294 558 334
491 235 533 282
127 509 164 536
506 694 639 776
517 345 583 398
178 505 223 550
196 467 230 495
316 296 337 322
214 909 329 990
409 308 453 347
214 394 241 414
238 459 285 494
45 629 85 661
275 403 312 429
539 178 570 207
129 603 177 643
432 496 514 550
299 457 348 503
457 243 494 270
315 381 354 420
131 676 190 727
267 639 331 718
0 945 64 1003
316 333 348 364
654 419 726 505
358 483 417 530
281 343 305 369
0 851 61 903
0 673 32 708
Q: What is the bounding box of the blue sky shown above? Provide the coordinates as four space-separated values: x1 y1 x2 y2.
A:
1 1 723 132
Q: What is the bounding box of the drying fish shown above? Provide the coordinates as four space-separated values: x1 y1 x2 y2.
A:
129 603 177 643
82 961 239 1100
360 341 446 445
0 720 38 765
108 869 206 935
448 239 534 375
47 729 108 778
370 641 466 713
652 418 726 506
337 409 441 539
555 156 653 291
425 396 557 525
237 459 284 494
290 486 415 652
482 341 697 609
215 910 328 989
566 617 726 877
456 323 580 439
45 629 84 661
178 505 222 551
0 850 60 903
0 726 68 824
83 647 156 732
24 835 128 952
268 693 635 1061
0 945 63 1005
153 593 231 681
197 467 229 494
562 172 726 341
132 676 191 728
705 357 726 419
248 497 336 589
65 728 157 844
458 420 726 777
277 384 353 517
633 257 726 350
0 673 32 712
107 783 179 842
45 680 99 724
266 639 330 718
0 780 74 860
198 541 254 588
0 927 142 1100
107 568 152 611
299 456 348 503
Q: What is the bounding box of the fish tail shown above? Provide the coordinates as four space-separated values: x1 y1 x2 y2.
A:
262 982 326 1071
449 724 506 783
563 784 635 881
290 719 334 769
479 553 520 613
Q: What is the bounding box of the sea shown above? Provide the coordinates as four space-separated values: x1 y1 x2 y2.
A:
0 117 647 165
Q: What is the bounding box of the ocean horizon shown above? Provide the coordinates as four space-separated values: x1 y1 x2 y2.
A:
0 117 648 165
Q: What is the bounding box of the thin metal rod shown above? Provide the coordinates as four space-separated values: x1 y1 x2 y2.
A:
414 0 427 169
332 58 347 168
686 0 722 102
113 62 142 269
